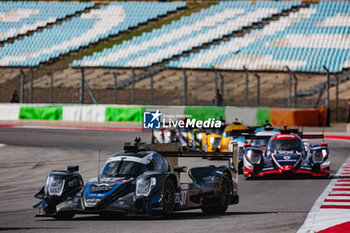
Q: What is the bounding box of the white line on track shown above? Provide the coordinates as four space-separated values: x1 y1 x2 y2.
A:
322 202 350 206
297 156 350 233
326 196 350 200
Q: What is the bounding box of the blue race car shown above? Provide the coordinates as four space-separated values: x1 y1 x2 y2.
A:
34 140 239 219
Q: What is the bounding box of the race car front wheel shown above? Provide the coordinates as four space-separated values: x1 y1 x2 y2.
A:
201 175 230 215
161 179 175 215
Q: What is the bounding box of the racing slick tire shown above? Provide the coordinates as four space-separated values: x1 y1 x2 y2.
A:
201 175 230 215
238 167 243 174
161 179 176 215
53 212 75 220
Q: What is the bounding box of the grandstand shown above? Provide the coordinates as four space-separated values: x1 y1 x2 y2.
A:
0 2 185 66
168 1 350 73
0 1 94 43
72 1 300 68
0 1 349 121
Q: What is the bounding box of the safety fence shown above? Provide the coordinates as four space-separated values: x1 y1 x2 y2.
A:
0 104 326 127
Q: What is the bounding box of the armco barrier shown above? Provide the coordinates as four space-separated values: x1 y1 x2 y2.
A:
146 106 185 122
62 105 105 122
256 108 271 126
105 106 145 122
225 107 257 126
0 104 21 120
19 105 62 120
185 106 225 122
270 108 326 127
0 104 326 127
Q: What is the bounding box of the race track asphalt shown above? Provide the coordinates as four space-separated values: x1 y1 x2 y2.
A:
0 128 349 233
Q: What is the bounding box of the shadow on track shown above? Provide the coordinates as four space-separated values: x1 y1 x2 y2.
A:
0 227 71 231
243 174 333 180
37 211 279 222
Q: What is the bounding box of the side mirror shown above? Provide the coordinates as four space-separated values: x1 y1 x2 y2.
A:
67 165 79 172
174 166 187 173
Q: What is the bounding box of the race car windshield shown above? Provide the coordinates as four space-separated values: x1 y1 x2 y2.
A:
252 139 270 147
101 161 146 178
269 139 303 151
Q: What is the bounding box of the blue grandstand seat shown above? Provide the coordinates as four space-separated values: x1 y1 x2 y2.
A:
0 1 94 42
168 1 350 73
0 2 185 67
71 1 299 68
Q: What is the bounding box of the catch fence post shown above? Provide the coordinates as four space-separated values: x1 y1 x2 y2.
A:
293 73 298 108
243 66 249 106
285 66 292 108
80 68 85 104
214 70 218 106
29 68 33 103
323 66 331 127
255 73 260 107
50 72 54 103
113 72 117 104
131 68 135 104
150 73 153 105
335 74 339 122
20 69 25 103
183 69 187 106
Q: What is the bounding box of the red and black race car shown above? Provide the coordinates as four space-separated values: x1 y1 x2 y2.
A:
243 131 330 178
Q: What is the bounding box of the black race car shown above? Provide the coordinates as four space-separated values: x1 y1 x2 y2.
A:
34 140 239 219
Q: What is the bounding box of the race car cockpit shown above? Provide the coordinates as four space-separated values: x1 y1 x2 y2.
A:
101 152 169 178
267 138 304 152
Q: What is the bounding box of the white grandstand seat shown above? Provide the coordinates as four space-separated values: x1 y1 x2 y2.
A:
72 1 298 68
168 1 350 73
0 2 185 67
0 1 94 42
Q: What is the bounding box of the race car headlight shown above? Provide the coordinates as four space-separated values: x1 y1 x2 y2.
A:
322 149 327 158
246 149 262 165
209 137 215 144
247 150 252 160
136 177 156 197
45 176 65 196
312 150 325 164
197 134 202 140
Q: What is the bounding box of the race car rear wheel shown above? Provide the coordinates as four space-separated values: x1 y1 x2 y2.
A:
161 179 175 215
201 175 230 215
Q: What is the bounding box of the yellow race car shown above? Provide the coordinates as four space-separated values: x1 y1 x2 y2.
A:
201 128 225 152
220 120 248 152
187 128 204 151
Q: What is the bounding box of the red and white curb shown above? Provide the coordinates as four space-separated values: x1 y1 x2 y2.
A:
298 157 350 233
324 135 350 142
